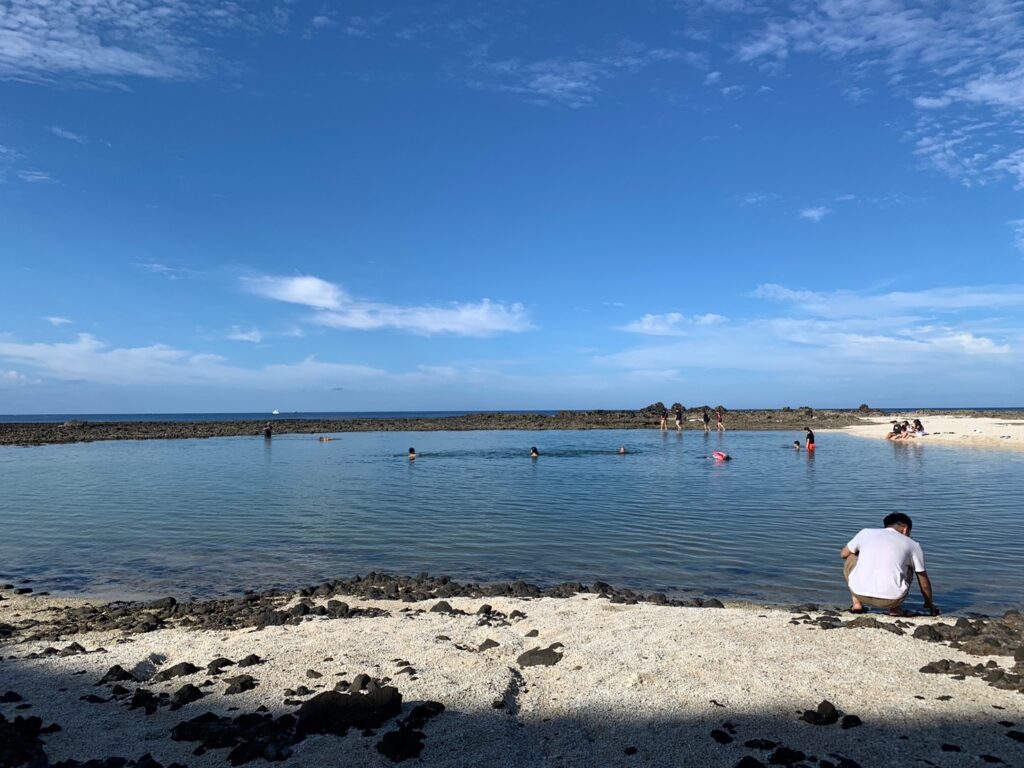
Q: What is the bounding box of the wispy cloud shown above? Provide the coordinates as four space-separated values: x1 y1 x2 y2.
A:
48 126 86 143
621 312 728 336
734 1 1024 190
0 0 276 83
0 369 30 386
243 274 533 337
227 326 263 343
798 206 831 222
139 263 205 281
752 282 1024 317
17 170 52 183
44 316 72 327
0 333 472 390
470 43 680 108
1010 219 1024 254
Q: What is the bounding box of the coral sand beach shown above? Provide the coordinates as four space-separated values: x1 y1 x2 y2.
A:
1 579 1023 768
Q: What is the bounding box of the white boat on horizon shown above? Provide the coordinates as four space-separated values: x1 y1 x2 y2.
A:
271 409 280 415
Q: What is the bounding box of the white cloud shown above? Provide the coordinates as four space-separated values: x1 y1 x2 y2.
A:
48 126 86 143
140 263 205 280
752 282 1024 317
18 170 52 183
313 299 532 337
227 326 263 343
1010 219 1024 253
0 332 477 390
0 369 30 386
241 275 347 310
798 206 831 222
44 316 72 326
243 274 533 337
704 70 722 84
621 312 728 336
720 84 744 98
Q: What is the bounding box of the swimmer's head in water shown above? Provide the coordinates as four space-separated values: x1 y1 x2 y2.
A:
618 446 626 454
408 448 416 456
530 446 539 456
793 441 800 448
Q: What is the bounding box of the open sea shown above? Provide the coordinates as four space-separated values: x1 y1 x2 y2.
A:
1 429 1022 614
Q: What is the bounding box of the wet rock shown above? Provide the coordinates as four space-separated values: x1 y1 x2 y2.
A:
0 713 56 768
0 691 23 703
941 744 962 751
517 644 563 667
710 729 733 744
840 714 862 729
703 598 725 609
1007 730 1024 742
735 758 768 768
744 739 778 750
80 694 110 704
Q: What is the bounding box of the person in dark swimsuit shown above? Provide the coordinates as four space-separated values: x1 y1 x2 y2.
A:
263 422 273 439
673 406 684 431
702 408 711 433
660 407 669 432
804 427 815 451
716 407 725 432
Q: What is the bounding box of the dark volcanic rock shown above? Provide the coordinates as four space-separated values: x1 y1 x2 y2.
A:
768 746 807 765
710 729 733 744
517 644 564 668
840 714 862 729
295 682 402 737
0 712 48 768
171 683 204 709
224 675 257 695
236 654 263 668
151 662 200 683
97 665 139 685
800 700 840 725
208 657 235 675
129 688 159 715
479 639 500 652
0 691 23 703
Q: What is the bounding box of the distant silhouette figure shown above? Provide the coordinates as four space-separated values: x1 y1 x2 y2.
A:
263 422 273 439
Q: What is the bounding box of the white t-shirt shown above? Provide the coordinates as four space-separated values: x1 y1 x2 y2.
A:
846 527 927 600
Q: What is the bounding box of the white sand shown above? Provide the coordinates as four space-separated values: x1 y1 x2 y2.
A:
2 593 1021 767
830 413 1024 451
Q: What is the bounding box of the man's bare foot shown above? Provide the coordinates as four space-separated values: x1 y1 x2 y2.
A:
849 599 865 613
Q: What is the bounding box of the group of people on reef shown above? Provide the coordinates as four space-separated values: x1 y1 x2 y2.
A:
886 418 926 440
659 405 725 433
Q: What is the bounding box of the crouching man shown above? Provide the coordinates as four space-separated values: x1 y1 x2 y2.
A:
841 512 939 616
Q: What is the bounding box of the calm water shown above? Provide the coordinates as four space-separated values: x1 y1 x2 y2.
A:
1 430 1022 614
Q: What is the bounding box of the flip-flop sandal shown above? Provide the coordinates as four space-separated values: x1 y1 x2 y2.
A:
846 607 868 614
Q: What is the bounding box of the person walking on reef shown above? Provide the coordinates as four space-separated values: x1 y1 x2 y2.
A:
674 405 684 432
841 512 939 616
716 407 725 432
660 406 669 432
702 408 711 434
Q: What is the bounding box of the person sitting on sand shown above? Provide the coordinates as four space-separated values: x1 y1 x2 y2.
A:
841 512 939 616
530 446 539 458
912 418 926 436
408 447 416 460
886 422 903 440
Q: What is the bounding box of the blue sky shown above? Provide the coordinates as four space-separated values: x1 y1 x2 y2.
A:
1 0 1023 413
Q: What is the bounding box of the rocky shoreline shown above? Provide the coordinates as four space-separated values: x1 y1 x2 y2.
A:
1 576 1021 767
1 406 868 447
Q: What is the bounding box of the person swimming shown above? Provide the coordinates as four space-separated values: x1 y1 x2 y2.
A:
618 446 627 454
710 451 731 461
318 436 334 442
530 446 539 458
408 447 416 460
793 441 801 451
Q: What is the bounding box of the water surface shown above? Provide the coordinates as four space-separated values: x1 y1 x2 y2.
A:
1 430 1021 614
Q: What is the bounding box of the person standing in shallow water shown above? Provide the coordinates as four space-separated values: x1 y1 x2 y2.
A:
530 447 539 458
408 447 416 460
263 422 273 439
804 427 815 451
